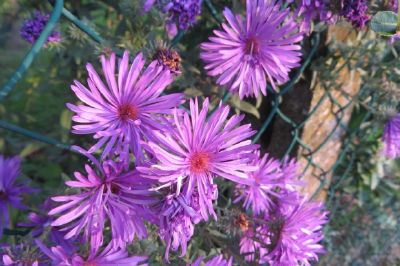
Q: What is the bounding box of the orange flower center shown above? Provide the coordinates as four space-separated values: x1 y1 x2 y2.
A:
189 152 211 174
244 36 261 56
118 104 138 121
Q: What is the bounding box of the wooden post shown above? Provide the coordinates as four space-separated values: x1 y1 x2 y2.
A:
297 25 362 201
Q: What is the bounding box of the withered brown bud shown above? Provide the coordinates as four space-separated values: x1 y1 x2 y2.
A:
153 48 181 75
235 213 250 232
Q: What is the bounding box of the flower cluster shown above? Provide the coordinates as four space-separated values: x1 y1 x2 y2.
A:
20 11 61 45
52 47 260 262
4 1 342 264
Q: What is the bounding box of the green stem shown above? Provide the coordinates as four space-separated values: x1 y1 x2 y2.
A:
61 7 105 44
61 7 126 57
0 120 76 153
0 0 64 101
204 0 223 23
209 90 231 116
4 228 31 237
171 30 185 47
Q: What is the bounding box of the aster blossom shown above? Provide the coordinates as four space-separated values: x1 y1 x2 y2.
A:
234 153 301 215
239 193 328 265
0 155 36 239
382 113 400 158
390 0 398 11
340 0 369 29
140 97 258 220
68 50 183 165
1 243 47 266
18 199 74 251
239 224 269 264
189 255 233 266
157 187 205 260
263 196 328 266
200 0 303 99
144 0 202 33
291 0 337 34
49 149 156 251
20 11 61 45
36 240 147 266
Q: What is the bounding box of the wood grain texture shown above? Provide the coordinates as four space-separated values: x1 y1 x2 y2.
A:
298 25 362 201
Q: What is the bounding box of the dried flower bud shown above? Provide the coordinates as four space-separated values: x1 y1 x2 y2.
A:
153 48 182 75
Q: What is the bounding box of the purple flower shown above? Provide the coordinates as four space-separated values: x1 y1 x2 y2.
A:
144 0 156 12
0 155 36 239
139 98 258 220
390 33 400 44
382 114 400 158
1 243 47 266
238 192 328 265
164 0 203 31
144 0 202 32
264 198 328 266
37 240 147 266
49 151 156 251
200 0 303 99
340 0 369 29
68 51 183 165
157 188 204 260
234 153 301 215
20 11 61 45
293 0 337 34
18 199 74 251
189 255 233 266
390 0 398 11
239 225 269 264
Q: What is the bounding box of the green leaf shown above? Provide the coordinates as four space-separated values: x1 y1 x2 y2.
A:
370 11 398 37
19 143 44 158
4 228 31 236
229 95 260 118
60 109 72 130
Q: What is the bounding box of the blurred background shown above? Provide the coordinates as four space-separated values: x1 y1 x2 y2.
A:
0 0 400 265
